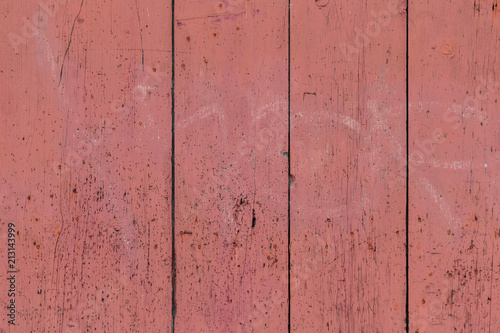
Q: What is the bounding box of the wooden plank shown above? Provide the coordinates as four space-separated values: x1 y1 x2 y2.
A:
173 0 289 331
290 0 407 331
0 0 172 331
409 1 500 331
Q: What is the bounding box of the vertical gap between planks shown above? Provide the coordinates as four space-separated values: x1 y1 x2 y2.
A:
171 0 176 331
287 0 292 332
405 0 410 331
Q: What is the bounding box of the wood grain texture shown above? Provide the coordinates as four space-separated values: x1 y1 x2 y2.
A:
0 0 172 331
3 0 500 331
290 0 407 331
173 0 289 331
409 1 500 332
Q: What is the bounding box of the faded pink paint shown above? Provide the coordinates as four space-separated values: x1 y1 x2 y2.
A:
290 0 407 331
409 1 500 332
2 0 500 331
1 0 172 331
174 0 288 331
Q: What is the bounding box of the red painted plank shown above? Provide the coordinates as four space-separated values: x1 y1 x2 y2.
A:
290 0 407 331
0 0 172 331
173 0 288 331
409 2 500 332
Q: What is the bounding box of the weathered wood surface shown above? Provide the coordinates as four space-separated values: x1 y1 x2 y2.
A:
1 0 500 332
290 0 407 331
173 0 288 331
409 1 500 332
1 0 172 331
